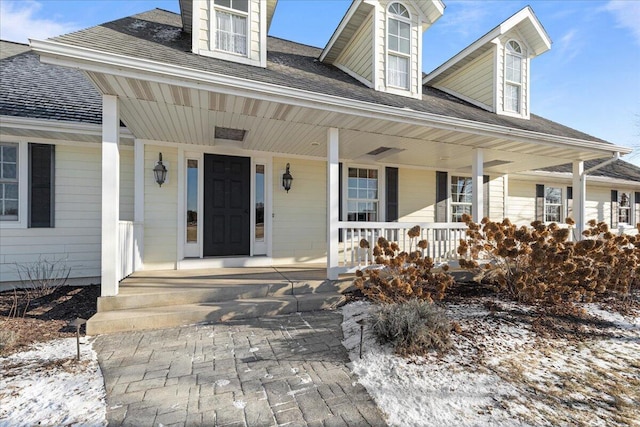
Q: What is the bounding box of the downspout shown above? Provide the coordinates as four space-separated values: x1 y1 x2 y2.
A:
585 152 620 174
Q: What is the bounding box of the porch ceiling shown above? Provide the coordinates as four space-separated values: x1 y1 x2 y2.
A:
89 72 615 174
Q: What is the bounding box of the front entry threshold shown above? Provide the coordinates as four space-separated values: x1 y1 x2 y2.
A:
178 256 273 270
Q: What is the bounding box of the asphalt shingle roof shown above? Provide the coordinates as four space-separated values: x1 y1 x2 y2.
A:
541 159 640 183
0 41 101 124
50 8 608 144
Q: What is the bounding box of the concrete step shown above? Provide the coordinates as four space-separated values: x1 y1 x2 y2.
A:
87 293 346 335
97 279 354 312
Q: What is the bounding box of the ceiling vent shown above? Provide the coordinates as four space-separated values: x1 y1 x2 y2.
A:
367 146 393 156
214 126 246 142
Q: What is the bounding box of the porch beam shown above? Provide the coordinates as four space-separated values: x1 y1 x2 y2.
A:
472 148 484 223
101 95 120 296
327 128 340 280
572 160 585 238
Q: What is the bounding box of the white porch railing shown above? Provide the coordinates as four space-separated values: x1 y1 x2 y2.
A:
118 221 143 281
338 221 468 270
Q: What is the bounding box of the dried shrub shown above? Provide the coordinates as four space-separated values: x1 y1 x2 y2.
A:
14 256 71 299
353 226 454 303
370 299 452 356
458 215 640 304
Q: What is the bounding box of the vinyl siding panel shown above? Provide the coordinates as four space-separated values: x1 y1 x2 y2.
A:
489 176 504 220
507 180 536 225
271 158 326 262
0 144 134 282
143 145 178 270
435 49 495 109
398 169 435 222
335 16 373 83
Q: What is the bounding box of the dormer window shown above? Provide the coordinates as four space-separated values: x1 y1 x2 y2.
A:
213 0 249 56
504 40 523 113
387 3 411 90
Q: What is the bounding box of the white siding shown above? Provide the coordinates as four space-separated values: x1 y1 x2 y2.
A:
271 158 326 263
398 169 435 222
435 49 495 109
0 143 134 282
507 179 536 225
335 17 373 83
143 145 178 270
488 175 504 220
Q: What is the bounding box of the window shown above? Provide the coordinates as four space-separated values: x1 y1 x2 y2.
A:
347 167 378 221
186 159 198 243
213 0 248 56
544 186 562 222
0 143 18 220
387 3 410 89
504 40 522 113
618 191 631 224
450 176 472 222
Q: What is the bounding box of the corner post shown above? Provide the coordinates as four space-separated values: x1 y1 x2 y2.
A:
472 148 484 223
101 95 120 296
133 139 145 271
572 160 585 238
327 128 340 280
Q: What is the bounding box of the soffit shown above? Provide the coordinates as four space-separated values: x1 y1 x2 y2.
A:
87 71 616 174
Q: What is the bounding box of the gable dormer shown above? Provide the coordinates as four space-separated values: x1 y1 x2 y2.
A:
321 0 444 100
423 7 551 119
181 0 278 68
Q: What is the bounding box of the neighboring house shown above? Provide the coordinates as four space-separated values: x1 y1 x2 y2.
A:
1 1 638 295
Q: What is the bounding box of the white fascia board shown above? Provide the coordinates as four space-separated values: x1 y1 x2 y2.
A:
423 6 550 85
30 39 631 158
421 0 445 26
319 0 363 63
0 115 132 139
513 170 640 187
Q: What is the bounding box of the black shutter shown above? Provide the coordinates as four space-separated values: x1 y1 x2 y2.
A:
386 167 398 222
611 190 618 228
435 171 448 222
535 184 545 222
29 143 54 228
635 192 640 226
483 175 490 220
566 186 573 219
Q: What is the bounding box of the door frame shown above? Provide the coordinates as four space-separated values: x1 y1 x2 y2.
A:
178 147 272 261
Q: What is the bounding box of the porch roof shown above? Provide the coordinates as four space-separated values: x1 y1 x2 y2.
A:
43 8 610 146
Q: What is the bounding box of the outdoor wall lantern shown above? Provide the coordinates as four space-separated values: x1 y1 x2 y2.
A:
282 163 293 193
154 153 168 187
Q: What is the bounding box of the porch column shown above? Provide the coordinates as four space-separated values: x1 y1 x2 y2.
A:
327 128 340 280
572 160 585 238
133 139 145 271
472 148 484 223
101 95 120 297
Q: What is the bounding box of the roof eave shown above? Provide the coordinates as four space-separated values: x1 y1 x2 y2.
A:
29 38 630 159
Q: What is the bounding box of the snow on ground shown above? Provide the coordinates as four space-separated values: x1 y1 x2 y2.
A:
342 300 640 427
0 337 107 427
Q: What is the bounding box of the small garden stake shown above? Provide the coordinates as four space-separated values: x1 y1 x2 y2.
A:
357 319 365 359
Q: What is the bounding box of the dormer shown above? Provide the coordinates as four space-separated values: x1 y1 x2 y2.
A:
423 7 551 119
180 0 278 68
321 0 444 100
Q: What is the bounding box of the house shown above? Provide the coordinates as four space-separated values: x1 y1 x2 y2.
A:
1 0 638 302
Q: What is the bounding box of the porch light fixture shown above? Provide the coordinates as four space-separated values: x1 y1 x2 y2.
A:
154 153 168 187
282 163 293 193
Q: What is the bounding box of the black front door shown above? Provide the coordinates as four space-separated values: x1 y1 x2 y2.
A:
203 154 250 256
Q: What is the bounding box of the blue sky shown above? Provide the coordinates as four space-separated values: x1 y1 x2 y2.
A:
1 0 638 166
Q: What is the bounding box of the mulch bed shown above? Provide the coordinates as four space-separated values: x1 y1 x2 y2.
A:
0 285 99 356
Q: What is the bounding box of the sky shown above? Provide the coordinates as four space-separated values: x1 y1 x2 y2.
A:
1 0 639 167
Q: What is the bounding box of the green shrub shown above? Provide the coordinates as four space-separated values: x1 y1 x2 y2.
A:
370 299 452 356
354 226 454 304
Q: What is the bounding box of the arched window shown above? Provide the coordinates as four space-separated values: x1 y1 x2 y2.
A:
504 40 523 113
387 3 411 89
